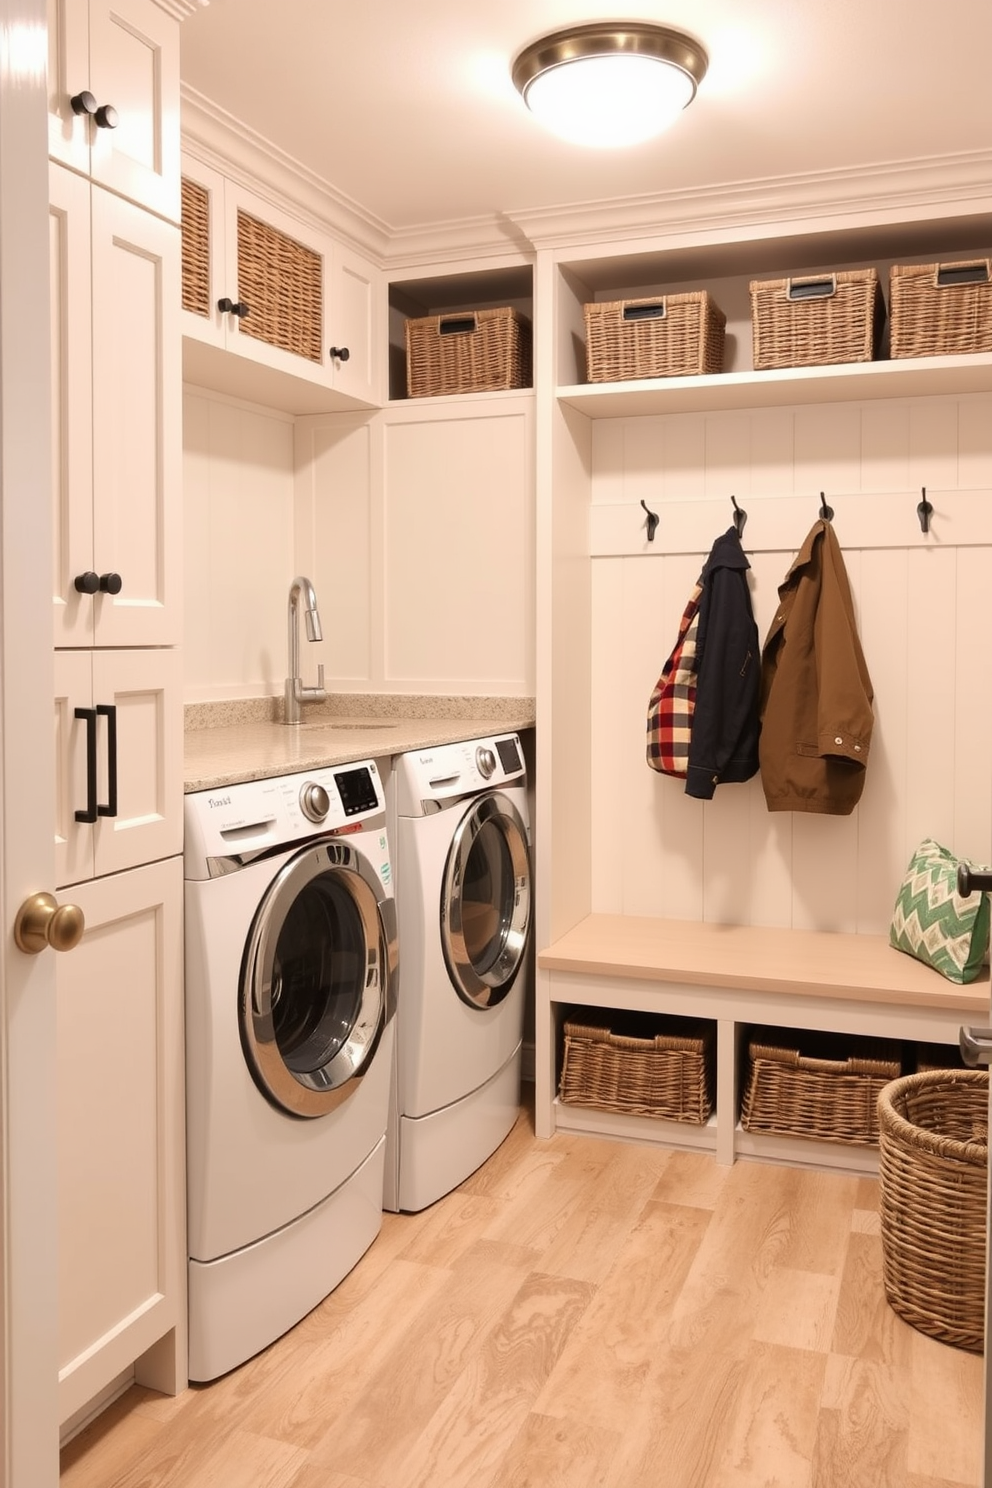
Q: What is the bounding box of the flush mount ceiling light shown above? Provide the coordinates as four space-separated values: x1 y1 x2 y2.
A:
512 21 708 149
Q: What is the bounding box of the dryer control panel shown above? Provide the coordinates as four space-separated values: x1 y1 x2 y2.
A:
184 760 385 880
394 733 526 817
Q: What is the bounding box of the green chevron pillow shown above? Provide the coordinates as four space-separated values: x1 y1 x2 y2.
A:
890 838 991 984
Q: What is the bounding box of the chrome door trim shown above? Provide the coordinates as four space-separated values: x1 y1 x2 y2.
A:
440 792 531 1010
240 839 396 1118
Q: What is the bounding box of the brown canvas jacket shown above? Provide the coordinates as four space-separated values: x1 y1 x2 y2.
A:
759 519 873 815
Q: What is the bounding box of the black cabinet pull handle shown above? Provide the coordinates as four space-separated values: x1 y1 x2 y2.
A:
329 345 350 362
74 707 98 823
74 571 99 594
98 572 122 595
96 704 118 818
218 298 250 318
69 92 118 128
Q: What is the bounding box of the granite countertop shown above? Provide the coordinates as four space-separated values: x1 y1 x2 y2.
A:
184 694 536 792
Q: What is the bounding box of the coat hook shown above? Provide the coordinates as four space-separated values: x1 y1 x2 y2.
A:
640 499 659 542
819 491 835 521
917 486 934 534
730 494 747 538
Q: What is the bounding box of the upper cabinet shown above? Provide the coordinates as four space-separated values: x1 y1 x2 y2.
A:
49 162 182 648
47 0 181 222
180 156 381 413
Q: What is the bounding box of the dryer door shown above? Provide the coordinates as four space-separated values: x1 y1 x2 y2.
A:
240 839 394 1117
441 791 531 1010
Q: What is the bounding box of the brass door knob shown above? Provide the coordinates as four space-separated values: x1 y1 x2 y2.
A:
14 892 85 955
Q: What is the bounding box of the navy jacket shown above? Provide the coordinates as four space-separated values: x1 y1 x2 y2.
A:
685 526 761 799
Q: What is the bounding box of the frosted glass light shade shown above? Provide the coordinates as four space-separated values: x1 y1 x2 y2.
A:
512 23 707 149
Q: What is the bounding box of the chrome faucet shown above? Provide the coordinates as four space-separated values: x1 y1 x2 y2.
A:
284 575 327 724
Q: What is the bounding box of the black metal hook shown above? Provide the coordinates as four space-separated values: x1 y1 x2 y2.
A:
917 486 934 534
730 495 747 538
819 491 835 521
640 499 659 542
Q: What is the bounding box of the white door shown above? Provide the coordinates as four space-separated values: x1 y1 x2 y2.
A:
1 0 61 1479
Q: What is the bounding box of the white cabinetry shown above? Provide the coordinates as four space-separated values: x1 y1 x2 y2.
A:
48 0 185 1429
46 0 181 221
180 156 379 413
57 856 184 1425
49 163 181 648
535 211 992 1154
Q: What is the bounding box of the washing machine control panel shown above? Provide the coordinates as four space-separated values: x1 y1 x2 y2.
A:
183 760 386 878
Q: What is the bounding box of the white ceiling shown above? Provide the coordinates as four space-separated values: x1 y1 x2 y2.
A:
179 0 992 238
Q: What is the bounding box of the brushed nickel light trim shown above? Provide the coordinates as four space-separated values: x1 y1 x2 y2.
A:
512 22 708 147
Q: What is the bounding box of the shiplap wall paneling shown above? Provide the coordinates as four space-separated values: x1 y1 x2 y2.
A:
295 414 374 686
587 392 992 934
182 389 295 700
381 403 534 695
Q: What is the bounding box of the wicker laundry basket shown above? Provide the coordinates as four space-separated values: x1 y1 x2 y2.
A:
740 1029 901 1145
406 308 531 396
878 1069 988 1353
889 259 992 358
559 1011 715 1123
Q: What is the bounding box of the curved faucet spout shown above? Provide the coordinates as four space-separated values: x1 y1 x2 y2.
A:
285 575 328 724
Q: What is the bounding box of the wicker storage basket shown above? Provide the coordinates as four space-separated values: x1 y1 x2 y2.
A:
584 293 726 383
559 1011 715 1123
878 1069 988 1352
750 268 884 370
406 308 531 397
740 1029 901 1145
889 259 992 359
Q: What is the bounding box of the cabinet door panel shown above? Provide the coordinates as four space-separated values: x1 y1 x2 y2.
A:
57 856 185 1425
88 0 180 220
47 0 91 177
49 164 94 648
329 243 379 405
91 648 183 878
90 187 181 646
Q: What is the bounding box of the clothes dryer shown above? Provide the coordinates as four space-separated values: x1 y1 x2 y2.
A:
385 733 531 1212
184 759 397 1381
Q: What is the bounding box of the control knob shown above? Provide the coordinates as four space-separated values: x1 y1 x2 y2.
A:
299 781 330 823
475 746 496 779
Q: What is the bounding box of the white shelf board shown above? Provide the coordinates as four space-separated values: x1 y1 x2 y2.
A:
734 1128 880 1177
557 352 992 418
553 1098 717 1154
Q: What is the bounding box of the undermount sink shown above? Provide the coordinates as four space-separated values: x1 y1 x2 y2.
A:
295 721 399 731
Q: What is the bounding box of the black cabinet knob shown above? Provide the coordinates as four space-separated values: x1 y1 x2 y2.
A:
74 571 99 595
329 346 351 362
958 864 992 897
98 572 123 595
218 297 250 318
70 90 97 116
94 103 119 130
70 92 118 128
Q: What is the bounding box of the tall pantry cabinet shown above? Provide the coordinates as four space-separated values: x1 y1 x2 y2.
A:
47 0 187 1430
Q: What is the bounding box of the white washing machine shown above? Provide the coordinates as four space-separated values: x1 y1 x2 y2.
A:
384 733 532 1213
183 759 398 1381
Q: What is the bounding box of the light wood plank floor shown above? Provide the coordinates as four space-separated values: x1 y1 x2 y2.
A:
61 1101 984 1488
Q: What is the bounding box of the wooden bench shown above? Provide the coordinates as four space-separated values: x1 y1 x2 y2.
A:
536 914 990 1171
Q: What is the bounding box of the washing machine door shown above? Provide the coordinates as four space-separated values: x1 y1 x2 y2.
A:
240 838 395 1118
441 791 531 1010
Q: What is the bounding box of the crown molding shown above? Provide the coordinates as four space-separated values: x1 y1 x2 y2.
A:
505 150 992 252
181 85 391 261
